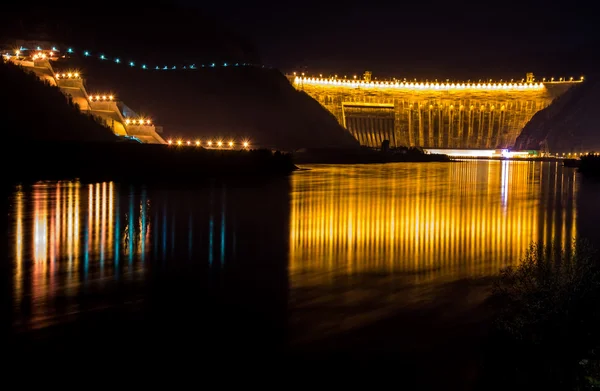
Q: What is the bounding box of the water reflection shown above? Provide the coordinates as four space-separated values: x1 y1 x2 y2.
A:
289 161 578 285
9 180 289 332
5 162 588 347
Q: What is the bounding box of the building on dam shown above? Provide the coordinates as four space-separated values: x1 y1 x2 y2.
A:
291 72 581 149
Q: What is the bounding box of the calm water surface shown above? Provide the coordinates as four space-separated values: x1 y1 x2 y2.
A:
3 161 600 354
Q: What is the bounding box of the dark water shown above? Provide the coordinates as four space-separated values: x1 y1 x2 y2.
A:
3 161 600 362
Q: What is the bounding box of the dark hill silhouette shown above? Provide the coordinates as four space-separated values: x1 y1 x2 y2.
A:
57 55 359 150
0 61 116 142
514 78 600 153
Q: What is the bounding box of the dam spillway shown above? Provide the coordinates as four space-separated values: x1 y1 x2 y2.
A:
291 73 581 149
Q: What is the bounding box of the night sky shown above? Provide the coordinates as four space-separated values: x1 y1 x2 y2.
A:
2 1 595 80
180 0 596 80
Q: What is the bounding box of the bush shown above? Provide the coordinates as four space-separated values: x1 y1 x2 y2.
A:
483 240 600 389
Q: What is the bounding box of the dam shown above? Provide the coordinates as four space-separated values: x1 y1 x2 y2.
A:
291 72 582 149
3 43 166 143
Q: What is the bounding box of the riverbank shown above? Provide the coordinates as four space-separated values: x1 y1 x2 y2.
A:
8 141 296 183
293 147 451 164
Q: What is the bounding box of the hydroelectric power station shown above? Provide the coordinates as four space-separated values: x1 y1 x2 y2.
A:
291 72 582 150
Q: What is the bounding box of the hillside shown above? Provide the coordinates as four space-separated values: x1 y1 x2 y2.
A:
514 79 600 153
0 61 116 142
1 4 359 150
61 56 358 149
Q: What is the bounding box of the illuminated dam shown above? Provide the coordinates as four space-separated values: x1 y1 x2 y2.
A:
291 73 582 149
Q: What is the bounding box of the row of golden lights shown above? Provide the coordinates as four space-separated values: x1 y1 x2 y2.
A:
55 72 80 79
409 103 505 110
31 51 56 60
125 118 152 126
554 152 600 157
167 139 250 148
294 72 584 83
89 94 115 102
295 76 547 90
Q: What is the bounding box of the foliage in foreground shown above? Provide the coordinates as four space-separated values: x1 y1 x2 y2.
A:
484 240 600 389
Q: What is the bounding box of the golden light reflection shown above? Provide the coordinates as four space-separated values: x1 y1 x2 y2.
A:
14 187 24 304
289 161 578 285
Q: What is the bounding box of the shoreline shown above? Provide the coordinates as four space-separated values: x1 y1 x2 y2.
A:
292 147 451 164
7 141 296 183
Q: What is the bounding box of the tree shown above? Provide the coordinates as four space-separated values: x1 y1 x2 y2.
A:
482 240 600 389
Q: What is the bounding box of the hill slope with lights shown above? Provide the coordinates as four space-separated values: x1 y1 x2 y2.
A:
3 48 166 144
40 47 357 150
514 78 600 153
0 3 360 150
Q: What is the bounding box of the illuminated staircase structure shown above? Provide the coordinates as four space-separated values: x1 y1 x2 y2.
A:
7 51 166 144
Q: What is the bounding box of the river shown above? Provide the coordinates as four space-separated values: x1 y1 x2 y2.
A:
3 161 600 375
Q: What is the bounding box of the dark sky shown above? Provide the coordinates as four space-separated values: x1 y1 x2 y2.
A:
179 0 596 80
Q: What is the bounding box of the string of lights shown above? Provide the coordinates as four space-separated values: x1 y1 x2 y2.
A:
5 45 262 71
167 139 250 149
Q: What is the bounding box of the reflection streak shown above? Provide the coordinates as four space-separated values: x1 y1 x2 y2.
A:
14 188 24 304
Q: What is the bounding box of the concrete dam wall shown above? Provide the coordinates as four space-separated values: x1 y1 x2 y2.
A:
292 75 580 149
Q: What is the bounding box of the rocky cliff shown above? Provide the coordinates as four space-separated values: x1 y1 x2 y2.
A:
514 79 600 153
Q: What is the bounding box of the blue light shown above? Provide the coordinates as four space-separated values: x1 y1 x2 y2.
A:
211 63 215 67
163 66 168 70
141 189 147 263
37 46 41 50
220 190 226 263
84 51 90 56
235 63 238 66
100 54 105 60
114 192 120 273
142 64 146 69
223 62 227 67
128 188 134 266
183 66 187 69
155 66 159 70
115 58 120 63
52 46 57 51
129 61 134 67
172 66 176 69
67 48 73 53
